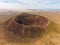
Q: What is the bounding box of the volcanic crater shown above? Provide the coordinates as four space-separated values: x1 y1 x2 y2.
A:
5 13 49 42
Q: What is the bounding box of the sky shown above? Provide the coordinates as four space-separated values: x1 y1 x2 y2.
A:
0 0 60 9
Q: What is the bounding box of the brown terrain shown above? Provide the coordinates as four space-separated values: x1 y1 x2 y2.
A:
0 10 60 45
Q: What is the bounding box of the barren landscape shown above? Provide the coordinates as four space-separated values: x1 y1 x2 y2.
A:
0 10 60 45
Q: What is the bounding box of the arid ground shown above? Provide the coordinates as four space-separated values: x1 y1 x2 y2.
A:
0 10 60 45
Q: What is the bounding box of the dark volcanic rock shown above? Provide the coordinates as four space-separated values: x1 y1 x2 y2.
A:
5 13 49 42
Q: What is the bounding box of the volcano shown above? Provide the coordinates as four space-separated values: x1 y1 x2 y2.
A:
4 13 49 42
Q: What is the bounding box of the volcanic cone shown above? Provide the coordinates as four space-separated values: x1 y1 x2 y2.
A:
5 13 49 42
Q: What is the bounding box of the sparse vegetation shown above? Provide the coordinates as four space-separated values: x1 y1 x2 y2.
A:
0 10 60 45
